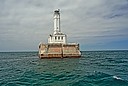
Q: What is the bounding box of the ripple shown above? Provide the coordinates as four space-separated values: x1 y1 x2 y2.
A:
0 51 128 86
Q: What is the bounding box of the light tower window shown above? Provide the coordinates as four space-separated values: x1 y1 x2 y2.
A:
61 37 63 40
58 36 60 40
55 36 57 40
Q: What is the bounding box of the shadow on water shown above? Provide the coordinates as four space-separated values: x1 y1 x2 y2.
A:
35 58 80 74
21 58 81 86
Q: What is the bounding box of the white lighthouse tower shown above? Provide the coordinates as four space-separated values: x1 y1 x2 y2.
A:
48 9 67 44
38 9 81 58
53 9 61 34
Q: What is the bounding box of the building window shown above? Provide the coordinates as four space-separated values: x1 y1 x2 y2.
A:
58 36 60 40
39 45 41 48
61 37 63 40
55 36 56 40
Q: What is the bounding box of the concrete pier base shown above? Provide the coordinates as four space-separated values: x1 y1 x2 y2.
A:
38 43 81 58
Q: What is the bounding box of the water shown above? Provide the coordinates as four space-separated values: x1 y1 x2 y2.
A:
0 51 128 86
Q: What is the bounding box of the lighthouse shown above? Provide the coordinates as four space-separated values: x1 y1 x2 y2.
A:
48 9 67 44
38 9 81 58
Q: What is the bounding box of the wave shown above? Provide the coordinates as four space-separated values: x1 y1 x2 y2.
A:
70 72 128 86
113 75 122 80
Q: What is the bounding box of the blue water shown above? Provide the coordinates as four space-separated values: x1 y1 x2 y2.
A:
0 51 128 86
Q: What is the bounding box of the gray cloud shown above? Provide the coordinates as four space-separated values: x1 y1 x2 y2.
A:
0 0 128 51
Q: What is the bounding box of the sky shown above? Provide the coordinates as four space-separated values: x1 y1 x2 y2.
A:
0 0 128 51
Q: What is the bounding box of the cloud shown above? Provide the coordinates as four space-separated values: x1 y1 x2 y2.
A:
0 0 128 51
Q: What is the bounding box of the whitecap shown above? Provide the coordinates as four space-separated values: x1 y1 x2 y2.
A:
113 75 122 80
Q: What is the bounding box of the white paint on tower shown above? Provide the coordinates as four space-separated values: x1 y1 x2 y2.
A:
53 9 61 34
48 9 67 44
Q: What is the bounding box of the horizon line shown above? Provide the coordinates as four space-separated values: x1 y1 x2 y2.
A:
0 49 128 53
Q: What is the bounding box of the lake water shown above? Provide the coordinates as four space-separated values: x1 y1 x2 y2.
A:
0 51 128 86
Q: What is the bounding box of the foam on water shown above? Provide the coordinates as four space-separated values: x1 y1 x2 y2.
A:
113 75 123 80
